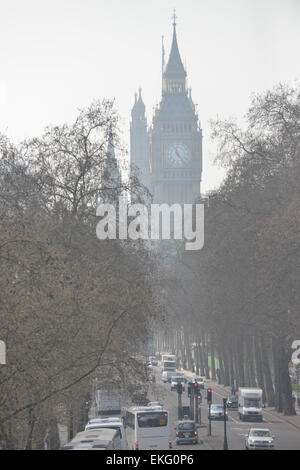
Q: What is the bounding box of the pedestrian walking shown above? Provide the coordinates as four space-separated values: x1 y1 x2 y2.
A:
297 395 300 409
231 384 236 395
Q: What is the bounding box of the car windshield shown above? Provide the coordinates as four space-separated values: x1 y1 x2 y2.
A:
211 405 223 410
195 378 203 382
178 422 194 431
172 377 185 383
163 361 176 368
228 396 237 401
244 398 261 408
250 430 271 437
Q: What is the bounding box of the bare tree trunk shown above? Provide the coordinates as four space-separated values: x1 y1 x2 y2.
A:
235 339 245 388
247 337 257 387
210 335 216 381
261 339 275 406
279 340 296 416
198 339 205 376
202 333 210 379
229 348 235 387
254 336 265 402
25 407 36 450
273 338 283 412
218 346 225 384
222 347 230 386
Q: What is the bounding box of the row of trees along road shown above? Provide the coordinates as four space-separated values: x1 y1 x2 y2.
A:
0 100 160 448
157 83 300 416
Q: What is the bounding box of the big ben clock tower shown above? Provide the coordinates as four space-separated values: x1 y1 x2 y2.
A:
150 15 202 205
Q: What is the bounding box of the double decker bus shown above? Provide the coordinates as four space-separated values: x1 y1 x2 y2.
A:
124 406 172 450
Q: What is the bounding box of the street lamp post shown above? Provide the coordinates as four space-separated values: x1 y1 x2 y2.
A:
223 398 228 450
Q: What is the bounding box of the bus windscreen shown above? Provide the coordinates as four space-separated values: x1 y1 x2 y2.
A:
137 412 168 428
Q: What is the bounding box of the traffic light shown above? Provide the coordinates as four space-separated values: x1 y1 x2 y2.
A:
193 382 199 396
207 388 212 404
177 382 183 395
187 383 192 398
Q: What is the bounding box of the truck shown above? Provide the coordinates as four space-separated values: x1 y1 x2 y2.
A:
161 354 177 365
162 360 177 383
238 388 263 422
96 388 121 417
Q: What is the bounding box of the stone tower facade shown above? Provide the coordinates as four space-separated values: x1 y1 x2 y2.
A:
130 17 202 205
130 88 150 191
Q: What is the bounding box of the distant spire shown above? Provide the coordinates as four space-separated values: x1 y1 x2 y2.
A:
172 8 177 27
99 125 122 203
162 35 165 78
107 124 116 161
131 88 146 121
165 12 186 77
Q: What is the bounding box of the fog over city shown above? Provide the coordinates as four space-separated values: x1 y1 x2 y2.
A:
0 0 300 454
1 0 300 191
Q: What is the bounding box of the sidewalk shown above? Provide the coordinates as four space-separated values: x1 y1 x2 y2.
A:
179 367 300 431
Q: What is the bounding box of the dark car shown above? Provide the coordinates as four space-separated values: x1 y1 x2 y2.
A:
176 420 198 445
227 395 238 409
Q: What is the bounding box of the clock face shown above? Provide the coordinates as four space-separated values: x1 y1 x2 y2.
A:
166 142 191 168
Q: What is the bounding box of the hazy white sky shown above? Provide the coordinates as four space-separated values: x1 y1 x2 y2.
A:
0 0 299 191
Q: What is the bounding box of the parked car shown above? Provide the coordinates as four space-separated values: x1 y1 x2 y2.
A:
245 428 275 450
176 420 198 445
208 404 228 420
226 395 238 409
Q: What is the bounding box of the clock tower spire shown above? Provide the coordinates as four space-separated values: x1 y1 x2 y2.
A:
149 15 203 205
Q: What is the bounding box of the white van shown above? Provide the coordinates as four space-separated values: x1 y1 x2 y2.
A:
238 388 263 422
85 417 127 450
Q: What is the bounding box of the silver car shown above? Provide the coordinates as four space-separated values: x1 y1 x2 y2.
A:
245 428 275 450
208 404 228 420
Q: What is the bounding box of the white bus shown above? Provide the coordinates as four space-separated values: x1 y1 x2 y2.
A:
85 417 127 450
61 428 122 450
124 406 172 450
